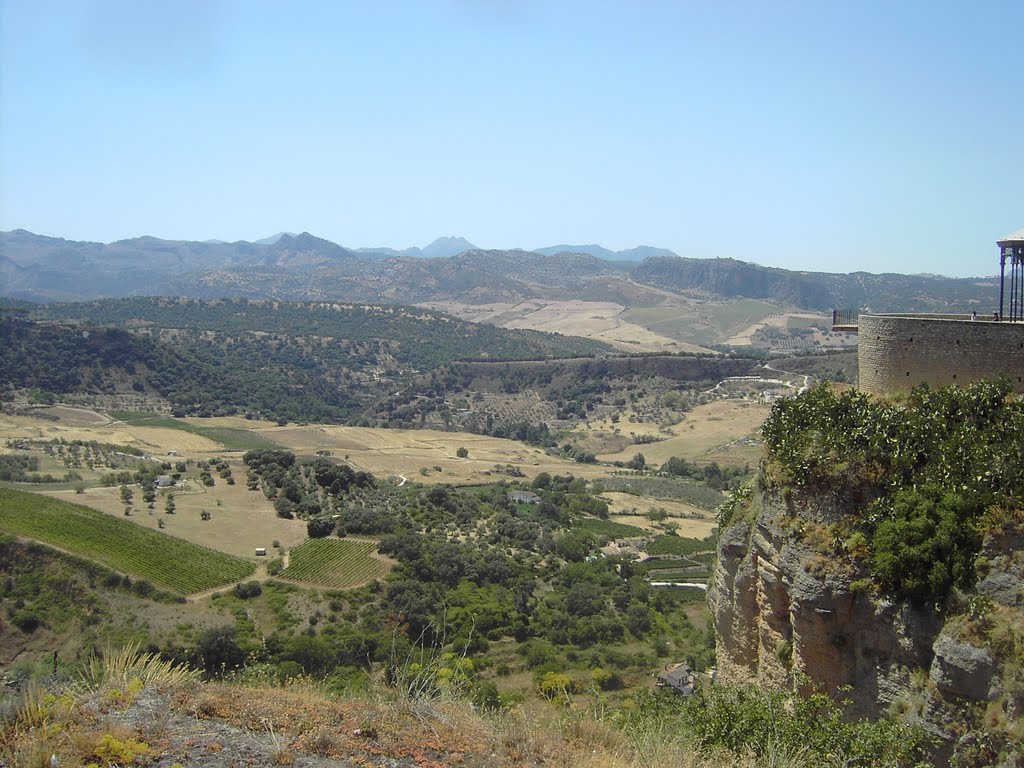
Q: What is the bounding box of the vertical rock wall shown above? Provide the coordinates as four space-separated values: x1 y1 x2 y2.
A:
708 491 941 717
709 489 1024 765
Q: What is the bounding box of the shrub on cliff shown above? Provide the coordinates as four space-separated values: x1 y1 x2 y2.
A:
760 379 1024 605
624 683 932 767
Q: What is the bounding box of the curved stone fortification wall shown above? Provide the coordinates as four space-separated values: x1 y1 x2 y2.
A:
858 314 1024 395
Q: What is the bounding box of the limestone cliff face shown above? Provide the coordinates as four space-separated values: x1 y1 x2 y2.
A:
709 490 1024 764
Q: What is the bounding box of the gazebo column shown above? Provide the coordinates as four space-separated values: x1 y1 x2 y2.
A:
997 228 1024 322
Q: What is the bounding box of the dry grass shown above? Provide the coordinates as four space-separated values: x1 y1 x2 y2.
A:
41 462 309 557
2 663 861 768
79 642 200 693
0 411 222 454
598 399 771 466
416 299 711 354
267 424 607 484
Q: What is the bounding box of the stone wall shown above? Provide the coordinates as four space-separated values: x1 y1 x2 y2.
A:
858 314 1024 396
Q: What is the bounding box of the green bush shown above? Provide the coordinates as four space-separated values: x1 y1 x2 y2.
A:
232 581 263 600
12 610 41 632
760 380 1024 605
625 684 931 767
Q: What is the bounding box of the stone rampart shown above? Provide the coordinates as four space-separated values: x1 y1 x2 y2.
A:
858 314 1024 395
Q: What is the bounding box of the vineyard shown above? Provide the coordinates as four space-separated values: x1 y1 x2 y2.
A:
0 488 254 594
573 517 645 538
281 538 392 588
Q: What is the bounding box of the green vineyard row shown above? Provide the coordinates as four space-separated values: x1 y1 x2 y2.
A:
281 538 391 588
0 488 254 594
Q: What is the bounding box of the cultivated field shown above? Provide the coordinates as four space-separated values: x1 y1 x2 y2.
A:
724 311 855 349
263 424 608 484
600 492 717 538
417 299 712 354
0 410 224 456
597 399 771 467
623 298 780 348
0 488 254 595
280 538 393 588
40 467 309 558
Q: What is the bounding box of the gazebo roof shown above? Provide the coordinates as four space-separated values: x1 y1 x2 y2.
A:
997 226 1024 246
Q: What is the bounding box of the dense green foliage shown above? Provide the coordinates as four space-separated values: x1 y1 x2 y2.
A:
155 468 715 685
572 517 644 538
37 297 609 367
761 380 1024 604
242 450 374 521
3 297 609 422
0 315 361 422
0 535 184 657
0 488 254 594
660 456 748 491
625 685 931 767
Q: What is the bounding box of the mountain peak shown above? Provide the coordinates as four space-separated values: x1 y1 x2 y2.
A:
255 232 297 245
419 236 478 258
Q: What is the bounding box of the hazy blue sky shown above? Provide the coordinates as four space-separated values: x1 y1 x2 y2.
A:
2 1 1021 276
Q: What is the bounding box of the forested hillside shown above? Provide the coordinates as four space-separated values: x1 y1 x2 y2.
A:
2 299 611 422
633 256 996 312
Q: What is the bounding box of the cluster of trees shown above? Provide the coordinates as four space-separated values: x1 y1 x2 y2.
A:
625 684 931 767
0 316 363 422
760 379 1024 604
0 454 40 482
158 473 712 693
243 450 374 525
659 456 749 490
39 297 605 374
5 294 610 424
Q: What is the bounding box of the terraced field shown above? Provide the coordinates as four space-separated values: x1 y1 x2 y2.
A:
0 488 254 594
281 538 392 588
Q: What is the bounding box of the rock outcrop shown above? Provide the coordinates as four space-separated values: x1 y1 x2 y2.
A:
709 489 1024 766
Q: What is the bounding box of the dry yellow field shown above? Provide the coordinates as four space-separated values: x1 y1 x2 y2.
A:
597 399 770 466
266 424 606 484
602 491 712 520
583 412 679 438
417 299 713 354
613 513 716 539
180 415 281 430
40 406 109 426
0 412 222 455
38 463 308 558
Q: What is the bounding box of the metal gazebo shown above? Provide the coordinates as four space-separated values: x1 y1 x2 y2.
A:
998 227 1024 322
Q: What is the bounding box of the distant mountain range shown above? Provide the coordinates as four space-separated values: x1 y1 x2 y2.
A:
0 228 999 313
532 244 678 261
356 235 479 259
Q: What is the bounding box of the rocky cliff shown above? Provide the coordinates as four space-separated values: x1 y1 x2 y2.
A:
709 489 1024 767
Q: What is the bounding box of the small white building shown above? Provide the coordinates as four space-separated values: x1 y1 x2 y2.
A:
508 490 541 505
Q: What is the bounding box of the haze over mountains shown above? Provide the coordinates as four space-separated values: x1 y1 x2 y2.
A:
0 228 998 314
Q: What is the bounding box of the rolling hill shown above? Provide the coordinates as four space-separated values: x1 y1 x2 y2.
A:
2 298 611 421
